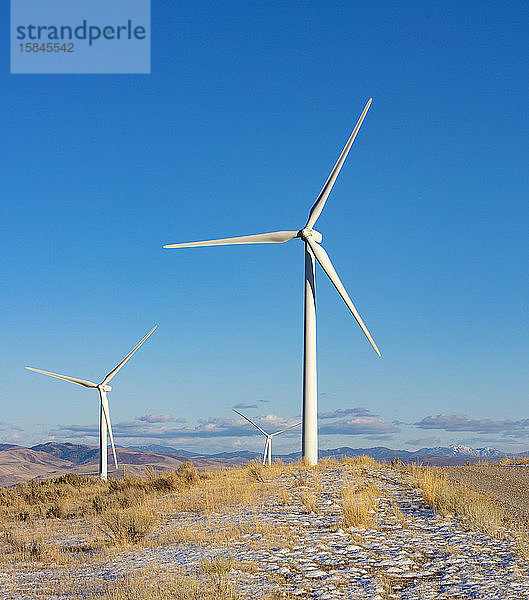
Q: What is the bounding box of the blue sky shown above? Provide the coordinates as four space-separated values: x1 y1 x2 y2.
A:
2 1 528 454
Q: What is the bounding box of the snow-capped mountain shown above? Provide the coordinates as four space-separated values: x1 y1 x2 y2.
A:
415 444 503 457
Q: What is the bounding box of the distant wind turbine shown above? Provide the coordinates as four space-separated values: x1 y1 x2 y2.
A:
26 326 157 480
165 99 381 465
233 409 301 466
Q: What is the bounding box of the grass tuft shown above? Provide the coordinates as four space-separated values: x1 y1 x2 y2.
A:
199 555 236 596
299 490 318 513
341 481 381 528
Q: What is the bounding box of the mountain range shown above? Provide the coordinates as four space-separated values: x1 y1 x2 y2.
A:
0 442 521 487
129 442 507 460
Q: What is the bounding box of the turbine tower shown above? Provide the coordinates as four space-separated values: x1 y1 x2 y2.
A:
165 99 380 465
26 326 157 480
233 409 301 466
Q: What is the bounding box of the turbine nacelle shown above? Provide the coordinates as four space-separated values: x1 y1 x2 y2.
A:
298 228 322 243
99 384 112 392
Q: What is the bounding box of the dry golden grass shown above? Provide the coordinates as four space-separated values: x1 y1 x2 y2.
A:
199 555 236 595
308 470 323 492
391 503 408 527
0 459 297 571
298 490 318 513
0 463 211 567
515 529 529 561
1 526 65 562
165 462 288 516
276 486 292 505
160 515 292 550
77 570 290 600
341 455 380 468
292 472 309 488
51 570 241 600
5 458 529 598
411 466 506 536
341 481 382 529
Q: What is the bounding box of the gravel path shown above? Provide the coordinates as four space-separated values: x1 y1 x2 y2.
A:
4 465 529 599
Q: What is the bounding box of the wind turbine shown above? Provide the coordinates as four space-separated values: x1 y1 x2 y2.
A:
26 325 157 480
233 409 301 466
164 98 381 466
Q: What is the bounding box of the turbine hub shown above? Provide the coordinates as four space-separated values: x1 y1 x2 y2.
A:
100 384 112 392
299 228 322 243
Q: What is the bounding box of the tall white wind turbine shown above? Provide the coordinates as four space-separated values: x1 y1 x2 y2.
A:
26 326 157 480
233 409 301 466
165 99 380 465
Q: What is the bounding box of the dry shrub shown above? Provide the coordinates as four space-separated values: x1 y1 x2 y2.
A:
46 498 76 519
53 473 91 487
246 461 265 482
177 462 201 485
93 487 148 514
100 507 158 544
150 471 182 492
199 555 235 595
120 464 201 494
0 473 106 522
0 464 204 522
2 528 26 553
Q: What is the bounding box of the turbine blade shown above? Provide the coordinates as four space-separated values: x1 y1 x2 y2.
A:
306 238 381 357
262 438 270 465
271 422 302 436
102 325 157 385
100 390 118 469
232 409 269 436
25 367 97 388
306 98 372 229
164 231 298 249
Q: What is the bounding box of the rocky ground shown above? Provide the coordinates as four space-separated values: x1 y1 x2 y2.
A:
3 464 529 599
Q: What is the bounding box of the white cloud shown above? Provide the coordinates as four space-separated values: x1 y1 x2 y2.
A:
136 414 183 423
319 417 399 435
416 413 529 437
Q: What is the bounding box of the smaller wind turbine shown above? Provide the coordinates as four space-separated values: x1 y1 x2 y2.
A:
26 326 157 481
233 409 301 466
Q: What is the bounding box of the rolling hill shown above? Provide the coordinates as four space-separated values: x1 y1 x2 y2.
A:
0 442 516 486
